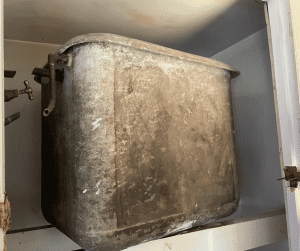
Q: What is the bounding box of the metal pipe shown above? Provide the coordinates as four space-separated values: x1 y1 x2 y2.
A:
4 70 16 78
19 80 34 100
5 112 20 126
32 68 49 77
4 89 19 102
43 54 58 117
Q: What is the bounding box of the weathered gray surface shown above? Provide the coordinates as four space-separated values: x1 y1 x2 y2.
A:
42 34 240 251
57 33 240 79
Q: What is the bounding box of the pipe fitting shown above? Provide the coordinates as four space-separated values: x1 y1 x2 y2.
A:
43 54 59 117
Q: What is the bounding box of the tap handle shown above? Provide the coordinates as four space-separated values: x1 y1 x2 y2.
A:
19 80 34 100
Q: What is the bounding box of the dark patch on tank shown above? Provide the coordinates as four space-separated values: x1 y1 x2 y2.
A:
127 141 143 170
106 198 117 220
109 213 185 240
160 183 170 197
155 110 171 132
101 42 108 48
115 106 182 229
201 135 210 143
178 104 184 113
187 127 208 144
128 79 133 94
177 102 196 116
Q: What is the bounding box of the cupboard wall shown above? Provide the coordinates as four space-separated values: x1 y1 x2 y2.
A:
4 40 59 230
212 27 287 250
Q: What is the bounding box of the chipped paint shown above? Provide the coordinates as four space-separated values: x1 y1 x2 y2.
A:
0 192 11 233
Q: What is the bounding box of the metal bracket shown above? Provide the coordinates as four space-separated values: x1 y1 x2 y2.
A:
4 70 16 78
31 68 64 85
31 53 69 117
43 53 69 117
0 192 11 233
277 166 300 188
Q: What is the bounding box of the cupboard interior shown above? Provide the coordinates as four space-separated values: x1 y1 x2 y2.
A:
3 3 288 251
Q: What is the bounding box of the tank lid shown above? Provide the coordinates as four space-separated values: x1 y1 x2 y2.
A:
58 33 240 79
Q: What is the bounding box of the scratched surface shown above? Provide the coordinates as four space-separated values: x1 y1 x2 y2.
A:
42 34 240 251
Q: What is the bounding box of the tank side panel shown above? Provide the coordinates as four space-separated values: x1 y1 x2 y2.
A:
68 43 117 237
42 44 118 249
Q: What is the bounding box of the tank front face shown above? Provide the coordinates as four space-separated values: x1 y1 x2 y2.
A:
113 44 237 227
42 42 239 251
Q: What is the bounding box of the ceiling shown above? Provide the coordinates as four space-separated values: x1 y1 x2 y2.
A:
4 0 266 57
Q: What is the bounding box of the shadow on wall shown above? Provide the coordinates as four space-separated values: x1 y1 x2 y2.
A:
212 28 285 218
166 0 266 57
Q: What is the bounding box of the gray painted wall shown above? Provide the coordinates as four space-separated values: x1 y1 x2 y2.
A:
212 27 287 250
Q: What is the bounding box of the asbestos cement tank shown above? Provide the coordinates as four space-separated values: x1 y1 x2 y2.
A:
40 33 240 251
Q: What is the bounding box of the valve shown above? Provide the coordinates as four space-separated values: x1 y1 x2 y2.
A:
4 80 34 102
19 80 34 100
3 71 33 126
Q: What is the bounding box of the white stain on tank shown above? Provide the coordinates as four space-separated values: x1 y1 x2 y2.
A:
95 189 101 195
144 193 156 203
164 220 197 236
83 189 88 193
92 118 103 130
96 180 101 187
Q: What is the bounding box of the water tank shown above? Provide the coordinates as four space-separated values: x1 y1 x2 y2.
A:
40 33 240 251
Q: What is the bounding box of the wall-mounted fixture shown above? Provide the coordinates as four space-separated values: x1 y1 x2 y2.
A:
278 166 300 189
4 70 34 126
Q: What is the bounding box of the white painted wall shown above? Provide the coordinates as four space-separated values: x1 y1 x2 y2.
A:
4 40 60 230
4 38 83 250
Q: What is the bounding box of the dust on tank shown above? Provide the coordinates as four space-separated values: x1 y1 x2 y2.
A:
32 33 240 251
